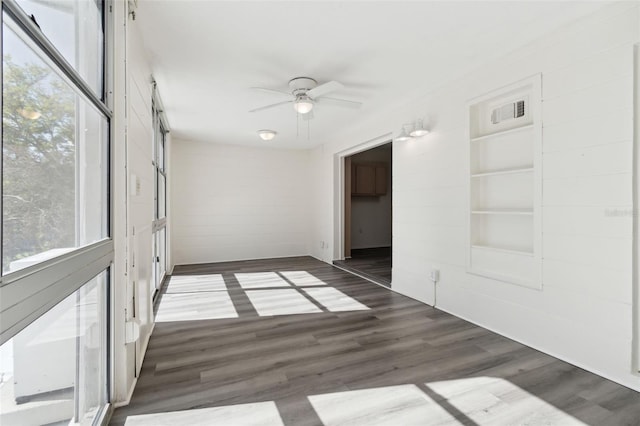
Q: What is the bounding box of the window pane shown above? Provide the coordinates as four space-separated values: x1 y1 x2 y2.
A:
158 172 166 218
0 270 108 425
14 0 104 96
151 232 157 294
159 227 166 280
158 130 165 171
2 17 108 274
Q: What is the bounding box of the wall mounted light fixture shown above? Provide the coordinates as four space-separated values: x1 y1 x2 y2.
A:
409 119 429 137
395 119 430 142
395 125 412 142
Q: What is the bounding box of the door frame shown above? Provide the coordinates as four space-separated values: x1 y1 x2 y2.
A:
632 43 639 375
333 133 393 261
344 156 352 259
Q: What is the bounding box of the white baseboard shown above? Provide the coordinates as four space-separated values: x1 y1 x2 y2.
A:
113 376 137 408
436 304 640 393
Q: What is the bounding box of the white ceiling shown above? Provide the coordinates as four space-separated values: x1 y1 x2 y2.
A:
135 1 609 149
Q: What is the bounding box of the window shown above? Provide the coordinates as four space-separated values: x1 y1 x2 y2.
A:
0 1 111 424
14 0 105 96
2 17 108 274
151 88 168 296
0 270 109 424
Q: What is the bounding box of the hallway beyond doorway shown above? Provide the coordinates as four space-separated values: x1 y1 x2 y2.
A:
333 247 391 287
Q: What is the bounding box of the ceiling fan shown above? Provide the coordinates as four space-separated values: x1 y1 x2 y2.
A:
249 77 362 116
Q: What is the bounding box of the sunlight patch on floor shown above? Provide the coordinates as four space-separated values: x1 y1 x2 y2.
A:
308 384 455 426
123 401 284 426
279 270 328 286
245 289 322 316
235 272 291 289
238 271 370 316
161 271 371 320
165 274 227 293
155 291 238 322
302 287 369 312
425 377 588 425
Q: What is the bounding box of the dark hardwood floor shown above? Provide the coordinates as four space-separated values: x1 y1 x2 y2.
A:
334 247 392 287
111 256 640 426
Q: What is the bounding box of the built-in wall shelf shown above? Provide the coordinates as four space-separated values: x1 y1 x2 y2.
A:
468 269 536 289
467 75 542 290
471 167 534 178
471 209 533 216
471 245 534 257
470 123 534 142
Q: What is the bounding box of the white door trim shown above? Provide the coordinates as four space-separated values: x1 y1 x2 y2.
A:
332 132 393 261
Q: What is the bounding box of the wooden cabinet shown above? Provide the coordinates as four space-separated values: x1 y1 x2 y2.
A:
352 163 387 196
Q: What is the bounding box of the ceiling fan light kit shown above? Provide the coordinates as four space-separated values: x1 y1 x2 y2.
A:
293 95 314 114
257 129 277 141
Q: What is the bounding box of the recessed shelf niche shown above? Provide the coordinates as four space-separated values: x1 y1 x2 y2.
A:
467 75 542 289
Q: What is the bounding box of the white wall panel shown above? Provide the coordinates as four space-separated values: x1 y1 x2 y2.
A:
543 205 632 239
543 173 632 206
543 108 633 153
543 141 631 179
543 77 632 126
311 2 640 390
171 141 311 265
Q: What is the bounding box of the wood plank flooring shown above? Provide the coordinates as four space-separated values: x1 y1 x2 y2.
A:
334 247 392 287
111 256 640 426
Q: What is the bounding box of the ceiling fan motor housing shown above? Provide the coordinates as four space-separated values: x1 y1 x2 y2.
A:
289 77 318 96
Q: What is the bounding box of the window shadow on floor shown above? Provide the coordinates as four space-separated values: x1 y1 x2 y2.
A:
116 256 640 426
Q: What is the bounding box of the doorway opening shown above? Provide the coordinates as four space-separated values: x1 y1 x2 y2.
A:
335 142 392 287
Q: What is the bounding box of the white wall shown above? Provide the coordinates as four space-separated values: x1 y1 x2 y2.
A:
350 144 392 249
126 16 155 380
171 141 311 265
112 5 156 404
311 2 640 390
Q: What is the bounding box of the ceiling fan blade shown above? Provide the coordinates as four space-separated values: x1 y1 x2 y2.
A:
316 96 362 109
307 80 343 99
251 87 294 98
249 100 292 113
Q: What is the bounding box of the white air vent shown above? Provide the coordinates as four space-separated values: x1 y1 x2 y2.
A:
491 100 525 124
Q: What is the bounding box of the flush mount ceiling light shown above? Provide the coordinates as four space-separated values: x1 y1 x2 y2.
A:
257 129 277 141
395 125 412 142
409 119 429 137
293 95 314 114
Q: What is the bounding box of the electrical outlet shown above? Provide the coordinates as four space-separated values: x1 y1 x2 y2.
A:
430 269 440 282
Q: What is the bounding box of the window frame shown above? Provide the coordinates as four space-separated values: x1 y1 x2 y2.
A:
0 0 113 389
151 82 168 296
